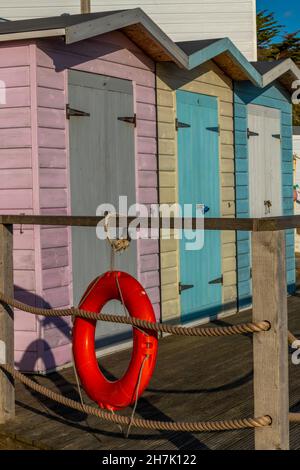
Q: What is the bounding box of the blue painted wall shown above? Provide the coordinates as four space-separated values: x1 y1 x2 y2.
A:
234 81 295 308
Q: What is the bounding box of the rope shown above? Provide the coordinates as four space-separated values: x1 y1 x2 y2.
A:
0 364 271 433
0 292 270 338
289 413 300 422
126 355 149 438
288 330 298 346
104 213 131 255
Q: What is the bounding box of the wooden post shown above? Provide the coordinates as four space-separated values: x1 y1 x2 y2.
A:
252 230 289 450
0 224 14 424
80 0 91 13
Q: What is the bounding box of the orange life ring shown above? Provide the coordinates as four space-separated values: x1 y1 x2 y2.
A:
72 271 158 411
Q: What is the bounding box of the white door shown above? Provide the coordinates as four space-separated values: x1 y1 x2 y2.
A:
248 104 282 218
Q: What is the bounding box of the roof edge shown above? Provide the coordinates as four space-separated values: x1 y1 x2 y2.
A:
262 58 300 88
187 38 262 86
0 9 298 91
65 8 188 68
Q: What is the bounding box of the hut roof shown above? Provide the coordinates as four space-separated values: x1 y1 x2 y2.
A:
0 9 299 91
177 38 262 86
0 9 188 68
252 59 300 91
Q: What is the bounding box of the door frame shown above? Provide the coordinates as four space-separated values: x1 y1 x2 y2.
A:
67 69 139 352
247 103 282 218
175 89 223 323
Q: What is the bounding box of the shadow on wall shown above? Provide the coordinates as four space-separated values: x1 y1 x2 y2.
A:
14 286 72 373
39 35 153 73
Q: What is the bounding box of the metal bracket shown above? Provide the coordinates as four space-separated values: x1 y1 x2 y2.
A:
247 128 259 139
118 114 137 127
272 134 281 140
175 118 191 131
208 275 223 285
179 282 194 294
206 126 220 135
66 104 90 119
0 340 6 365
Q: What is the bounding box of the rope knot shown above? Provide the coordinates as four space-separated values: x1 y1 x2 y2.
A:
104 212 131 254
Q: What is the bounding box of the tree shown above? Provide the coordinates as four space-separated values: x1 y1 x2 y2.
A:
270 31 300 63
257 10 300 125
271 32 300 125
257 10 283 59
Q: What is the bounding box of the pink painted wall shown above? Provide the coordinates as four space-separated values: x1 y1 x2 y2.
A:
0 32 160 372
0 42 42 371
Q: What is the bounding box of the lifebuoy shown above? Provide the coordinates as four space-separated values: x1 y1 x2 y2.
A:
72 271 158 411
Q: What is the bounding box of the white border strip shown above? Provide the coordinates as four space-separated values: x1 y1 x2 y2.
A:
0 28 65 42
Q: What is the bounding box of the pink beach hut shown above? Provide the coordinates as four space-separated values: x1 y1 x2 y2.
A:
0 10 185 372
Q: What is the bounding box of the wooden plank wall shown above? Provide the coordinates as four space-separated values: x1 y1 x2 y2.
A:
157 61 236 323
35 44 72 370
0 42 44 371
234 82 295 307
34 31 159 369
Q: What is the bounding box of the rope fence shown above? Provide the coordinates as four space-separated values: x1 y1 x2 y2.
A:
1 291 300 435
0 292 271 338
0 364 272 433
1 215 300 448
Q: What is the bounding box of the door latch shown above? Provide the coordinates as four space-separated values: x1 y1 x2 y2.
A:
208 275 223 285
175 118 191 131
247 128 259 139
264 200 272 215
179 282 194 294
206 126 220 135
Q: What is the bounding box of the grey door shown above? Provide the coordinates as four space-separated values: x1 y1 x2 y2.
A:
68 70 137 350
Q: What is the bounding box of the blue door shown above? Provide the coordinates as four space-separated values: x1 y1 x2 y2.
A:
177 90 222 323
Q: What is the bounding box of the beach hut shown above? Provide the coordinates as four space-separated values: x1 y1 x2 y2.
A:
234 60 300 307
157 44 300 325
0 9 188 372
0 8 299 373
156 39 262 325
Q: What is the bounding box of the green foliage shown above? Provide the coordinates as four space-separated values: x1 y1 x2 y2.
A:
270 32 300 63
257 10 283 48
294 105 300 126
257 10 300 125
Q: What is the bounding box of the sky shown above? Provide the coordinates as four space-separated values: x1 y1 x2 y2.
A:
257 0 300 37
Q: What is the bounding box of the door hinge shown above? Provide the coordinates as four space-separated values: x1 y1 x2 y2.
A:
250 267 252 279
206 126 220 135
118 114 137 127
208 275 223 285
66 104 90 119
247 128 259 139
272 134 281 140
175 118 191 131
179 282 194 294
